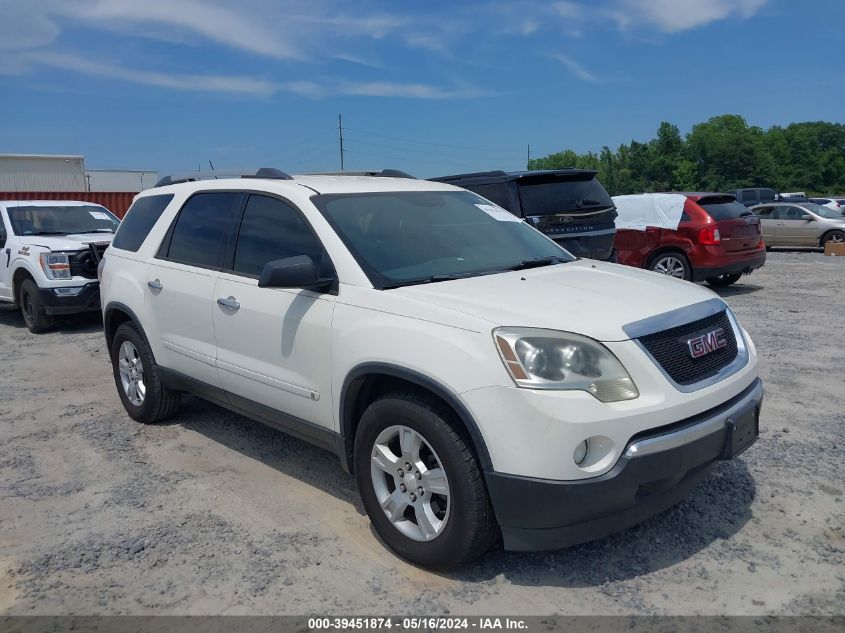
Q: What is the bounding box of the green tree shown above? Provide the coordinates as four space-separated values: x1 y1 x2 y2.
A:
528 115 845 195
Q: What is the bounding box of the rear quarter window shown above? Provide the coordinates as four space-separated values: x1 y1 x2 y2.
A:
699 200 754 221
111 194 174 252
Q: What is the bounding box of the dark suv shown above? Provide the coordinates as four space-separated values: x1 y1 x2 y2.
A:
430 170 617 260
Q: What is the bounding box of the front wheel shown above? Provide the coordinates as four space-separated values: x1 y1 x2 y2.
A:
649 252 691 280
706 273 742 287
110 322 180 424
354 391 498 570
20 279 53 334
822 230 845 246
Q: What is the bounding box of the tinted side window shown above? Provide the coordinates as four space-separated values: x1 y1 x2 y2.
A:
232 195 326 277
107 194 174 252
759 189 777 203
465 183 511 210
162 192 241 269
699 200 754 220
754 206 775 218
780 205 806 220
740 189 757 204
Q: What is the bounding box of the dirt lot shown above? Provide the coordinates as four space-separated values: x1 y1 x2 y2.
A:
0 250 843 616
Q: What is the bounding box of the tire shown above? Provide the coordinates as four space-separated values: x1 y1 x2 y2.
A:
354 390 498 570
110 322 180 424
705 273 742 287
648 252 691 281
821 230 845 246
20 279 53 334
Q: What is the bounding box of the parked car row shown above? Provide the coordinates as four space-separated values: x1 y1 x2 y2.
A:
1 167 764 570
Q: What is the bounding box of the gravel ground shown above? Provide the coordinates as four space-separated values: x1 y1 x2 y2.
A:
1 250 843 616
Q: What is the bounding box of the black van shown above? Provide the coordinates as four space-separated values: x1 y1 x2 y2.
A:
430 170 617 260
726 188 783 207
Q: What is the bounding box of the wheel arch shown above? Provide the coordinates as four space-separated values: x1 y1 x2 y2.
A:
11 264 37 305
103 301 150 351
819 228 845 246
339 363 493 475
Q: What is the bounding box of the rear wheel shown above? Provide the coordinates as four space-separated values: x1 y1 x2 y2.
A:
20 279 53 334
706 273 742 287
822 230 845 246
354 391 498 570
648 252 691 281
110 322 180 423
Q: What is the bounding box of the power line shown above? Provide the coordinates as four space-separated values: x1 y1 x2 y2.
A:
343 126 519 154
342 132 516 161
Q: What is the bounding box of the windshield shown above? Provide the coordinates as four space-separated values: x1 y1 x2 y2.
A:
518 176 614 216
802 203 843 219
315 190 574 288
8 205 120 236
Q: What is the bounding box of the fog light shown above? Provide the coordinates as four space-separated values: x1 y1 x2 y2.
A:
53 287 84 296
573 439 590 466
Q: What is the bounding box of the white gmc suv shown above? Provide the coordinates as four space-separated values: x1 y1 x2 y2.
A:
99 168 762 569
0 200 119 333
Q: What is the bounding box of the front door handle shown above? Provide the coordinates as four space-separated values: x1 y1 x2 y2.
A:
217 296 240 310
147 279 163 291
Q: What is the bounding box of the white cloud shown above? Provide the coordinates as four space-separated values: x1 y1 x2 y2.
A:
548 54 599 83
5 51 282 96
2 50 489 100
609 0 769 33
335 80 493 100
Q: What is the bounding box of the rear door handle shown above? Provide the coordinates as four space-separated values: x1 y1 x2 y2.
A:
147 279 163 291
217 296 240 310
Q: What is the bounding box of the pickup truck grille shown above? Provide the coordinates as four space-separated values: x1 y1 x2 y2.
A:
638 310 738 386
68 242 108 279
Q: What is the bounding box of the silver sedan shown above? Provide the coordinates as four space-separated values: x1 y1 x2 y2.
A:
751 202 845 248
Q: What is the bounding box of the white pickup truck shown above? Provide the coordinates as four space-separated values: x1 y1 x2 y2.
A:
0 200 120 333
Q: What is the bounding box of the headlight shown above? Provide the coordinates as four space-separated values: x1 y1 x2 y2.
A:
39 253 72 280
494 327 639 402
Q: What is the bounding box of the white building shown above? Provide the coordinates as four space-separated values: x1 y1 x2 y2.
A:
0 154 157 192
0 154 86 192
85 169 159 192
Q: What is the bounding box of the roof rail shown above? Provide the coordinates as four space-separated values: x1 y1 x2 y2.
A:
154 167 293 188
308 169 416 179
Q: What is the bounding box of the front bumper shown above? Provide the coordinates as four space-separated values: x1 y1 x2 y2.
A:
38 283 101 315
485 377 763 551
691 250 766 282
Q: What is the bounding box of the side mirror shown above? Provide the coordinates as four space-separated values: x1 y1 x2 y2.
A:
801 215 813 221
258 255 333 291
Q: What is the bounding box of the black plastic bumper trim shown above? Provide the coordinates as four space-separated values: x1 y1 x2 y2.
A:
38 283 101 315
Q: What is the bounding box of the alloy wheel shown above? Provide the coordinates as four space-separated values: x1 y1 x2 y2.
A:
118 341 146 406
653 256 686 278
370 425 450 541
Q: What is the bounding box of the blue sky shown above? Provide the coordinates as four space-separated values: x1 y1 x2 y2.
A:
1 0 843 178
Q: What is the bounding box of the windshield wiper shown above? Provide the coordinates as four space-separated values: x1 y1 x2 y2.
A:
383 271 495 289
507 256 569 271
28 231 69 236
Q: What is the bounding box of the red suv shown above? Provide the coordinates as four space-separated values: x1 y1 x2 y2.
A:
613 193 766 287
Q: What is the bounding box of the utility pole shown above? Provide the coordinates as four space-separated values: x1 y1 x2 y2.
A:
338 114 345 171
527 143 531 170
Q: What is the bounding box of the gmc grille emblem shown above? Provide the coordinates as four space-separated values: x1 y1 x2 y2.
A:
687 328 728 358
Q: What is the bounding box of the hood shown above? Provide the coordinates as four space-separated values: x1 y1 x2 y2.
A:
17 233 114 251
391 260 723 342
